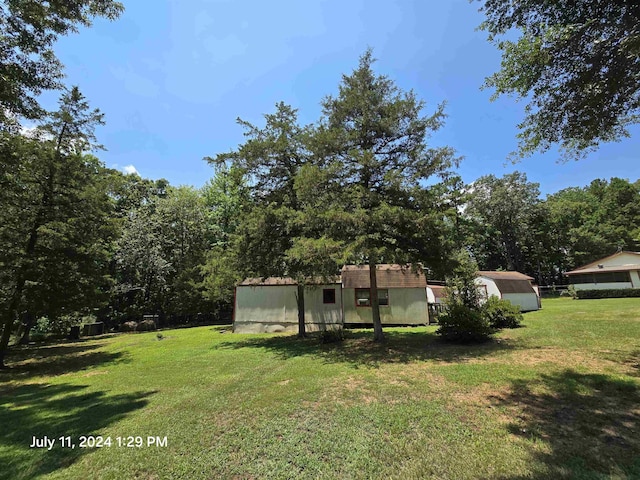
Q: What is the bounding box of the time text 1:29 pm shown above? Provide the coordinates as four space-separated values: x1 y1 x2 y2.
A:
29 435 168 450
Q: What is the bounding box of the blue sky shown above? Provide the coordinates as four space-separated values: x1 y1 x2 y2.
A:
48 0 638 197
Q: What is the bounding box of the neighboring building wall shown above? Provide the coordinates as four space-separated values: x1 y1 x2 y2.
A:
342 287 428 325
502 293 539 312
234 284 343 333
572 281 634 291
632 271 640 288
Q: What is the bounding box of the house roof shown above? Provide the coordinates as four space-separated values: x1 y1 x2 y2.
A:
341 264 427 288
239 276 340 286
477 271 534 281
565 264 640 275
565 251 640 275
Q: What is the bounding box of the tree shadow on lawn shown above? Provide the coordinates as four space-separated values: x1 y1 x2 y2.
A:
0 382 155 480
492 369 640 479
2 342 132 380
216 329 519 368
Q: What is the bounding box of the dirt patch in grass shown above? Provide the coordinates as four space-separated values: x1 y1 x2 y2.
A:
466 345 630 374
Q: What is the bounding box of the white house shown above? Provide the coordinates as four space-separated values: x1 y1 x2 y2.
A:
475 271 541 312
233 277 342 333
233 264 430 333
341 265 429 326
565 251 640 290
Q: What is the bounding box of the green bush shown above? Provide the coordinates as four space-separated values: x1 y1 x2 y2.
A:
437 302 495 343
576 288 640 299
560 285 577 299
120 321 138 332
482 296 523 329
137 319 157 331
318 328 344 344
30 317 51 342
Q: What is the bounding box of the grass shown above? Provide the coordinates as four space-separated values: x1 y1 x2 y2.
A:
1 297 639 479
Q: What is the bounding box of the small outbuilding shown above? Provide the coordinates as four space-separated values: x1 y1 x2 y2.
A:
341 265 429 326
426 285 446 305
234 277 342 333
565 251 640 290
475 271 541 312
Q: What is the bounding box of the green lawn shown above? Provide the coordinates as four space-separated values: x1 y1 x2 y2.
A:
1 298 639 479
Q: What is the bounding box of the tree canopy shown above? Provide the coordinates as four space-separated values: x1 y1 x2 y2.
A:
0 0 124 129
478 0 640 160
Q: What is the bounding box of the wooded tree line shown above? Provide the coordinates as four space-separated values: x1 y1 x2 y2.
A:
2 59 638 356
2 0 639 363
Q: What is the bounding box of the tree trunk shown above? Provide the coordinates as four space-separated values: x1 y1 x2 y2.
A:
369 258 384 342
0 278 26 368
296 283 306 338
18 312 35 345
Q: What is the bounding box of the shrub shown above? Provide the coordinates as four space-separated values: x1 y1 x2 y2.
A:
318 328 344 344
137 319 157 331
576 288 640 299
30 317 51 342
437 302 495 343
560 285 577 299
436 250 495 343
120 321 138 332
482 296 523 329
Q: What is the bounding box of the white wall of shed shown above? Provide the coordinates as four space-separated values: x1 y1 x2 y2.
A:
502 293 539 312
343 288 428 325
234 284 343 333
426 287 435 303
475 278 501 298
303 285 343 326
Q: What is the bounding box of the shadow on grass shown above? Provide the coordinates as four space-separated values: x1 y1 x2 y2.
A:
2 342 131 380
0 382 154 480
492 369 640 479
216 329 518 368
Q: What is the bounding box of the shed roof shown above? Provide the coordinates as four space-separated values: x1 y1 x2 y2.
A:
239 276 340 286
492 279 537 294
428 285 447 298
477 271 534 281
341 264 427 288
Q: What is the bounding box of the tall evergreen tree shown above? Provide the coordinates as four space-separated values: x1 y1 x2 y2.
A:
207 102 338 337
308 50 457 342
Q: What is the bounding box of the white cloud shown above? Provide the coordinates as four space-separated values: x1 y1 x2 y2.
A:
122 165 139 175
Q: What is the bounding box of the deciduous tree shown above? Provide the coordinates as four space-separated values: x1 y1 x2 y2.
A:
0 0 124 128
478 0 640 159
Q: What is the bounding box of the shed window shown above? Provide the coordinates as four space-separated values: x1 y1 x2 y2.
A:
355 288 370 306
378 289 389 306
323 288 336 304
355 288 389 307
